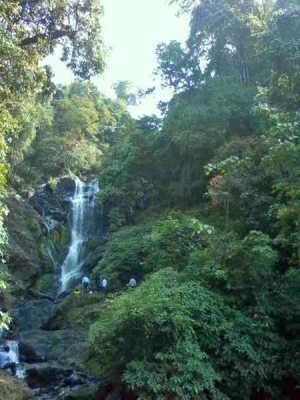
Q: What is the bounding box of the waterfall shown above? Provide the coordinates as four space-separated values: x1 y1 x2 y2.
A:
5 340 26 379
60 178 99 292
45 246 57 271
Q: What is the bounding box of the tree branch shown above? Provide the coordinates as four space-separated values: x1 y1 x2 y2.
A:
6 0 42 5
20 30 75 46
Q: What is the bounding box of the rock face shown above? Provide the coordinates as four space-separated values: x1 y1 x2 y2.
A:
18 329 88 365
5 195 46 290
11 299 55 332
28 179 75 225
4 177 104 301
27 177 105 294
0 370 32 400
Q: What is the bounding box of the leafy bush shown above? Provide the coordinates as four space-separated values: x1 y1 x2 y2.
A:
143 216 213 274
187 230 278 313
89 269 282 399
92 222 153 290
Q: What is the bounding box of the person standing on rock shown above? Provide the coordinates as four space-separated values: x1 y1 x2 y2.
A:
127 277 137 289
81 275 90 293
100 278 108 294
95 274 102 292
0 346 16 376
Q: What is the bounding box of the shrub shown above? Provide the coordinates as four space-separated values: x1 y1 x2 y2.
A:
89 268 282 399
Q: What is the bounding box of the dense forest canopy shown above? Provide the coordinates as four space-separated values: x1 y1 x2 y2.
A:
0 0 300 399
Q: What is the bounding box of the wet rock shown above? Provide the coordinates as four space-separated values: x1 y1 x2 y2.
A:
57 178 76 194
33 387 62 400
11 299 55 332
80 245 105 275
25 362 73 388
46 291 103 331
42 216 59 233
28 180 73 225
58 383 100 400
64 372 86 387
17 330 88 367
28 289 55 302
19 341 45 363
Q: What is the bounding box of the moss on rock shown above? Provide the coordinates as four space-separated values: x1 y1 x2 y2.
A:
52 290 103 330
4 194 46 289
0 371 32 400
33 273 53 293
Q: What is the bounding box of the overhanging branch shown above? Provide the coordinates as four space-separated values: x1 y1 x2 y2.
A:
20 30 75 46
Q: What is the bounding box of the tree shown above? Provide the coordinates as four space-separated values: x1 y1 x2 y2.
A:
14 81 129 186
88 1 300 397
0 0 105 79
0 0 106 258
113 81 136 106
156 40 202 91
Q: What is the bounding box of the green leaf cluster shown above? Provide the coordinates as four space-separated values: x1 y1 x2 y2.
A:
90 269 282 399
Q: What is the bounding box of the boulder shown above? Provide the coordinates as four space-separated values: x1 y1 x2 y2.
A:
17 330 89 368
58 383 100 400
25 361 73 388
57 178 76 194
28 179 74 225
11 299 55 332
19 341 45 363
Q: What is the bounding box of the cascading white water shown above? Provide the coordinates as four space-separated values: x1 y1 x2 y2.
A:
60 178 99 292
5 340 26 379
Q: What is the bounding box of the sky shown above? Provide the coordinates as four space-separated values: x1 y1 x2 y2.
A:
44 0 189 117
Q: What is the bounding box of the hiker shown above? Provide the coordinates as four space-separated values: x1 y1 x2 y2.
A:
0 346 16 376
95 274 102 292
100 278 108 293
81 275 90 292
128 277 137 289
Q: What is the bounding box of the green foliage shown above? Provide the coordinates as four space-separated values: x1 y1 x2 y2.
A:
53 290 102 329
0 0 106 190
0 269 11 332
99 76 256 209
186 229 278 313
33 273 52 293
98 117 159 210
0 0 105 79
15 81 128 186
108 207 127 232
143 216 213 274
90 269 282 399
113 81 136 105
26 217 42 241
0 0 299 397
93 222 153 290
156 40 202 91
205 137 275 231
86 238 101 253
86 1 300 397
